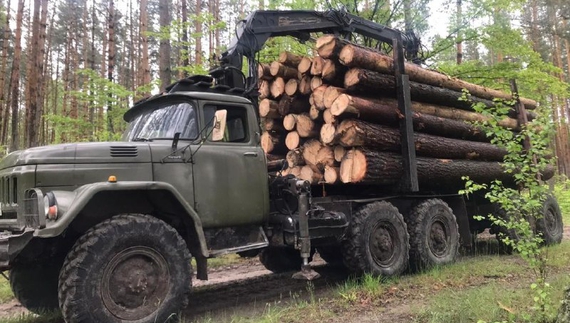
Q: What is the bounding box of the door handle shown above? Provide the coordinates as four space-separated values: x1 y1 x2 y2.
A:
243 152 258 157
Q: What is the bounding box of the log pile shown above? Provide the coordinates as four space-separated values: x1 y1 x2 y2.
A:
259 37 552 190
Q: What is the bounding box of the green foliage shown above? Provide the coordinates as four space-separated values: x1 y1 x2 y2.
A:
460 93 557 322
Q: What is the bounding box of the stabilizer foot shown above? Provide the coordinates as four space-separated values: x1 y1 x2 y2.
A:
292 265 320 280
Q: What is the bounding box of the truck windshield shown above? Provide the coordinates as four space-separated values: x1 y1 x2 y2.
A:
123 102 198 141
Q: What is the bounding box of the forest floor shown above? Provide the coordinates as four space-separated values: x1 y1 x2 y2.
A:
0 227 569 323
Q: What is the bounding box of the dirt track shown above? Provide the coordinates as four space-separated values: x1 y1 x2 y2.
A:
1 227 569 322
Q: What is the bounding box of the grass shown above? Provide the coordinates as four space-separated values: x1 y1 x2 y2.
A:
0 274 13 304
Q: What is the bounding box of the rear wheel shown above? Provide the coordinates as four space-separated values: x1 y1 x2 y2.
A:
58 214 192 323
536 195 563 245
259 247 310 273
407 199 459 271
9 259 62 314
317 246 344 266
341 201 409 277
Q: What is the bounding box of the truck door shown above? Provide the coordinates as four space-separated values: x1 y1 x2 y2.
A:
192 103 268 228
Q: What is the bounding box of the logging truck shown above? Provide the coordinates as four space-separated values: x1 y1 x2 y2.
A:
0 8 564 323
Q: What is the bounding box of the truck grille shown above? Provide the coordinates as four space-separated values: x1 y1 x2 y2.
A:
110 146 138 157
0 176 17 204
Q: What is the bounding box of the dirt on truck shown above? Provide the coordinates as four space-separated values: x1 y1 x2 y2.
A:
0 8 564 323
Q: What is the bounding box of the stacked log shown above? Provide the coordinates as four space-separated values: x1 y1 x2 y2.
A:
259 45 549 189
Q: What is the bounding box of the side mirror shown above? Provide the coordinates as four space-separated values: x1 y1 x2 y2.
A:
211 109 227 142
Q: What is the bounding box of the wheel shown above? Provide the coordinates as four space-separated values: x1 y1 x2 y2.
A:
9 259 63 314
259 247 308 273
237 249 261 258
58 214 192 323
407 199 459 271
317 245 344 266
341 201 409 277
536 195 563 245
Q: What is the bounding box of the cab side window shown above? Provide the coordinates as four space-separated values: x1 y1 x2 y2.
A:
204 105 249 143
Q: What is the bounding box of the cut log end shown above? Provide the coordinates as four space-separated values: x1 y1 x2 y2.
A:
285 131 302 150
320 124 336 145
310 56 324 76
285 78 299 96
334 145 346 162
324 166 340 184
316 35 337 58
339 149 367 183
283 114 298 131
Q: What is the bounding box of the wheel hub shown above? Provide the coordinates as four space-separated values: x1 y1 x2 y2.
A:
102 247 170 320
429 219 449 257
370 224 396 267
545 208 557 234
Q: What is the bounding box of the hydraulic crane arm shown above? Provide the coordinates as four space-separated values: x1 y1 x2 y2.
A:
210 8 421 93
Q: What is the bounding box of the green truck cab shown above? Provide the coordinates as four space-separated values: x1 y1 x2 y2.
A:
0 89 280 322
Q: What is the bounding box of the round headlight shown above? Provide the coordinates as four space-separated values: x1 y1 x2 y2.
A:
43 192 58 220
43 195 50 217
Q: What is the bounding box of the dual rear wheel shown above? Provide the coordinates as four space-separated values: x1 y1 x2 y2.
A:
340 199 459 277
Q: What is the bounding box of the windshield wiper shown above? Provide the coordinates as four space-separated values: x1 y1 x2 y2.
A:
132 137 153 142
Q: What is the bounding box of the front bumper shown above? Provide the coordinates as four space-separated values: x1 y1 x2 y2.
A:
0 229 34 270
0 188 45 270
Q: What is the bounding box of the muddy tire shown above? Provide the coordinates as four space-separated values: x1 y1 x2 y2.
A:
259 247 306 273
536 195 563 245
9 259 62 314
341 201 409 277
317 246 344 266
58 214 192 323
407 199 459 271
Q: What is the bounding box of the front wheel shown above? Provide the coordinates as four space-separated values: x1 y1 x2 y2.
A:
58 214 192 323
9 259 63 314
341 201 409 277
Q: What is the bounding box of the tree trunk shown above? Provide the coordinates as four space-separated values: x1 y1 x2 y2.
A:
257 63 272 80
344 68 497 111
9 0 24 151
310 56 324 76
195 0 202 65
298 57 312 75
336 119 506 161
340 150 513 187
270 62 298 80
331 94 489 142
0 0 11 145
261 131 287 154
278 51 302 67
278 94 310 116
286 148 305 167
339 44 537 109
139 0 151 96
107 0 115 133
159 0 172 91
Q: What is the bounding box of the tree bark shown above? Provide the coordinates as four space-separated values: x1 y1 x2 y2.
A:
139 0 151 96
159 0 172 91
286 148 305 167
310 56 324 76
107 0 116 133
0 0 11 145
331 94 489 142
339 44 537 109
278 94 310 116
261 131 287 154
336 119 506 161
278 51 302 67
257 63 272 80
345 68 497 111
262 118 284 132
259 99 280 118
9 0 24 151
340 149 513 187
270 62 298 79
